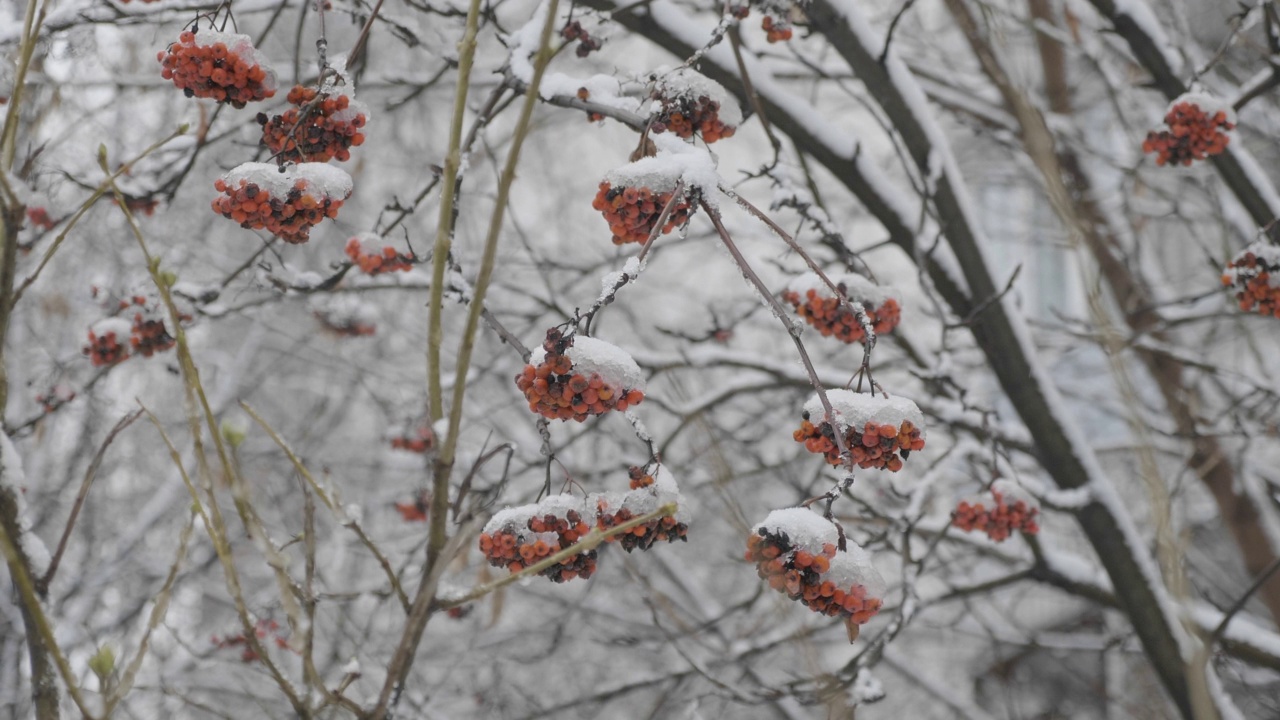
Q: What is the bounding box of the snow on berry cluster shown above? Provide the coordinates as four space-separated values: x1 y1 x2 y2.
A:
1143 93 1235 167
652 69 741 144
83 318 133 367
782 272 901 344
736 0 798 42
952 480 1041 542
130 312 176 357
158 30 277 108
311 295 377 337
258 85 370 163
593 466 690 552
1222 242 1280 318
793 390 925 471
345 233 414 275
83 300 178 367
479 494 598 582
746 508 884 624
591 135 718 245
212 162 352 244
516 329 645 421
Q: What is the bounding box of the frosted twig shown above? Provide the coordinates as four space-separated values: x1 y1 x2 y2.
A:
700 199 855 469
242 401 412 613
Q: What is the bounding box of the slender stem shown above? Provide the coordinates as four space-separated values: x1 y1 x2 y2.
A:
38 409 141 593
426 0 487 423
700 199 854 466
0 506 93 718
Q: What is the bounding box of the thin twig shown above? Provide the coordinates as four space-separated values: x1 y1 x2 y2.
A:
38 408 142 593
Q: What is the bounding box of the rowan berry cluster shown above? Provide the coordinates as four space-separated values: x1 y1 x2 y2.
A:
1222 243 1280 318
515 329 646 421
83 318 133 367
793 390 925 471
259 86 369 163
561 20 602 57
761 16 793 43
345 234 414 275
35 385 76 414
479 495 597 582
313 311 373 335
783 272 901 344
652 69 740 144
211 619 290 663
592 182 694 245
390 425 436 453
746 509 884 625
1143 97 1235 167
593 466 689 552
25 207 55 231
394 491 430 523
158 30 277 108
952 481 1041 542
130 314 175 357
211 163 352 244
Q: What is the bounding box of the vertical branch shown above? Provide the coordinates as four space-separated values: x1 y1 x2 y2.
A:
372 2 564 716
426 0 487 423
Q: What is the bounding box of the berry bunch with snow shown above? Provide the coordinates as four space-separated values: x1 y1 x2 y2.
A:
130 312 175 357
516 329 645 422
311 296 377 337
83 318 133 367
591 136 716 245
258 85 369 163
741 0 799 42
1143 94 1235 167
1222 242 1280 318
346 233 414 275
952 480 1040 542
652 69 741 144
158 30 277 108
591 466 689 552
478 494 597 582
746 508 884 625
782 272 901 344
794 390 925 471
212 163 352 244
